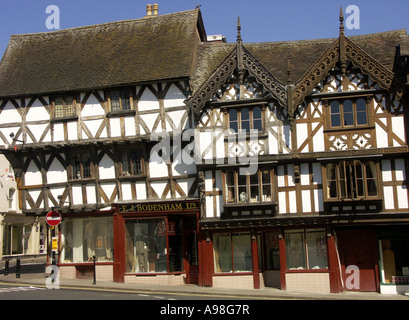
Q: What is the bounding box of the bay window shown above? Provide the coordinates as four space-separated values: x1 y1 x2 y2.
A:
325 160 379 200
224 168 273 204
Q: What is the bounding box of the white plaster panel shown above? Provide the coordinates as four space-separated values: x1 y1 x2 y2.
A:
27 124 48 144
110 118 121 137
278 192 287 214
392 117 405 146
25 161 42 185
138 88 160 112
81 94 105 117
297 123 308 152
101 183 116 202
288 191 296 213
72 185 83 205
149 161 168 178
53 123 64 142
302 190 311 213
163 84 185 108
67 122 78 141
312 124 324 152
0 101 21 124
26 98 49 122
99 154 115 179
86 185 96 204
376 123 388 148
121 182 132 201
300 163 310 186
47 157 67 184
381 160 392 182
384 186 395 210
135 182 146 200
124 116 136 137
397 185 409 209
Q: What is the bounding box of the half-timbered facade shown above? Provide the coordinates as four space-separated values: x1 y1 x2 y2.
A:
0 6 408 293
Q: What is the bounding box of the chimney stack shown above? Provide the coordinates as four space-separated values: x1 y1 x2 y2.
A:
145 4 158 17
146 4 152 16
152 3 159 15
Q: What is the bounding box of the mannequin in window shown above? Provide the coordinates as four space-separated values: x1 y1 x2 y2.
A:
382 240 396 283
85 222 96 261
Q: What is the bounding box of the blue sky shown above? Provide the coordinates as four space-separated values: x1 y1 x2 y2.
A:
0 0 408 57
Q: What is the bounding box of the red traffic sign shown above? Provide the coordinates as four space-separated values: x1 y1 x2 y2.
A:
46 211 62 226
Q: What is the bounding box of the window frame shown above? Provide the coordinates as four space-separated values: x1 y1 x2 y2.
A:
326 97 370 129
107 88 133 113
51 94 79 120
285 229 328 271
213 232 253 274
227 105 265 134
223 168 274 205
323 160 380 201
71 152 94 180
119 149 145 177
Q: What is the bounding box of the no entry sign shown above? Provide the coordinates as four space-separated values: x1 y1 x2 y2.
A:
46 210 62 226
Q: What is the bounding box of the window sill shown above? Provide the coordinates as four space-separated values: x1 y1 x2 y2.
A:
224 202 276 208
50 116 78 123
323 125 375 133
286 269 329 273
107 110 136 118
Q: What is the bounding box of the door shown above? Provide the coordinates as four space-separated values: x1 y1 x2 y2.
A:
336 229 378 292
184 231 199 284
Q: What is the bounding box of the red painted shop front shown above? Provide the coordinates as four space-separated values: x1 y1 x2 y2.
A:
112 200 200 285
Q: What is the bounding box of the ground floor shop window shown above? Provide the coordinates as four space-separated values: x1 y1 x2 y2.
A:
2 224 36 256
124 218 183 274
381 239 409 284
61 216 113 263
213 233 252 273
285 229 328 270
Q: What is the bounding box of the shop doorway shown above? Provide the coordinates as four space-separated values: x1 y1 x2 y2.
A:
337 229 378 292
183 217 199 284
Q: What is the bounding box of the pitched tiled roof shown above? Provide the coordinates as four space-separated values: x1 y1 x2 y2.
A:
0 9 204 98
190 29 409 93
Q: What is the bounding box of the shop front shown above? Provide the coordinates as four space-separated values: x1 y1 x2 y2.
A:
112 200 200 285
199 219 343 293
376 226 409 295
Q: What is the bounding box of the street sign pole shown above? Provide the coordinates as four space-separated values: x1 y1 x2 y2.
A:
46 211 62 276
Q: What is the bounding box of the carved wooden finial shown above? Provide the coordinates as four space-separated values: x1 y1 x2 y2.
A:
237 17 242 43
339 6 345 36
287 55 293 85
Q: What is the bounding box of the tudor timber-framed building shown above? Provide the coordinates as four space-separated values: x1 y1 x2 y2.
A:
0 5 409 294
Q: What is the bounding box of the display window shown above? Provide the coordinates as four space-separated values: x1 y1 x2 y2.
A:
213 232 253 273
285 229 328 270
381 239 409 284
124 218 183 274
61 216 113 263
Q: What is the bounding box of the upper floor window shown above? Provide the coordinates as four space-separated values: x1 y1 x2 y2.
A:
325 160 379 201
52 95 78 119
329 98 368 128
225 168 273 204
109 89 131 112
228 107 263 133
72 153 92 180
120 150 144 176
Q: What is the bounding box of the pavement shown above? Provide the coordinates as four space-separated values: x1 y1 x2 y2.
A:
1 255 408 300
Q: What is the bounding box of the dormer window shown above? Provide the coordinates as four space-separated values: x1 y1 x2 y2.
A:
109 89 131 112
228 106 263 133
52 95 78 119
329 98 368 128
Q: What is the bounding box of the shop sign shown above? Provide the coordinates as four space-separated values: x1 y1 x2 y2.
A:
119 201 199 213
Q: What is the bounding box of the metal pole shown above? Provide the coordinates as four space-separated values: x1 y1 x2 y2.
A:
93 255 96 285
16 258 20 278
